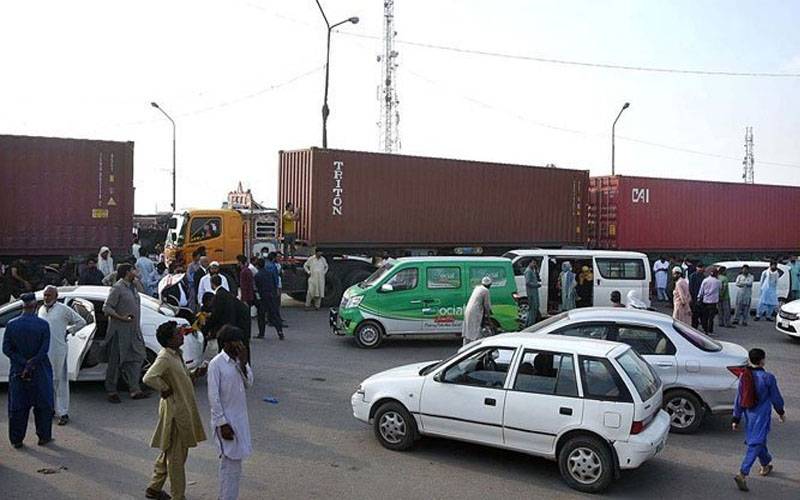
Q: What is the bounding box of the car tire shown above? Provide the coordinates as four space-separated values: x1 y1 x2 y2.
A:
663 389 705 434
355 320 384 349
558 435 614 493
373 401 417 451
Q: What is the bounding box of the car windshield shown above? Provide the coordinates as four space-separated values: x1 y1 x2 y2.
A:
361 262 394 288
673 321 722 352
418 346 477 376
616 348 660 402
521 312 569 333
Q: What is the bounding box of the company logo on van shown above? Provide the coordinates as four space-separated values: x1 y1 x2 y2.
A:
332 160 344 215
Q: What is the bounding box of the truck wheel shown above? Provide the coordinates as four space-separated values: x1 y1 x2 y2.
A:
355 320 384 349
322 273 343 308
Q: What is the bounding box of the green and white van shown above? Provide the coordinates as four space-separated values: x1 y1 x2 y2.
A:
330 257 519 348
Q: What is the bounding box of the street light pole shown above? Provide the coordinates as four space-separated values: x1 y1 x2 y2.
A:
611 102 630 176
315 0 359 148
151 102 176 211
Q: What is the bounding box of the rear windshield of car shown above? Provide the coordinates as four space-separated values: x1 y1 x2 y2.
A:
615 349 660 402
521 312 568 333
673 321 722 352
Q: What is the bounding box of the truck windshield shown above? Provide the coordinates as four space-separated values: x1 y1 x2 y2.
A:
361 262 394 288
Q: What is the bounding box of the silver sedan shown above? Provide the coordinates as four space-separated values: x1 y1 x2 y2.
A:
523 308 748 433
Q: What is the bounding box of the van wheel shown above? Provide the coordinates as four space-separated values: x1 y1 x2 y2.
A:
355 321 384 349
373 401 417 451
558 435 614 493
664 389 704 434
517 299 529 329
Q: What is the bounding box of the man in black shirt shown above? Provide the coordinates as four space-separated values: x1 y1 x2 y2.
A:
78 257 105 286
688 263 706 329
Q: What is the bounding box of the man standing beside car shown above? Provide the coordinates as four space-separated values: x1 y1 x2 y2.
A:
755 261 780 322
788 255 800 302
524 260 541 327
733 265 754 326
462 276 492 346
103 263 149 404
689 263 706 329
717 266 734 329
697 266 721 334
38 286 86 426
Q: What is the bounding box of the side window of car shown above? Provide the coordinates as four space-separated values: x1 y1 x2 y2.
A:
0 308 23 327
578 356 632 402
442 347 516 388
514 350 578 397
551 323 610 340
426 267 462 289
725 267 740 282
615 325 675 355
384 268 419 292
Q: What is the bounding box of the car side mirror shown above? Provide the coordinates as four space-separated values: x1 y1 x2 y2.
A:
433 371 443 383
380 283 393 293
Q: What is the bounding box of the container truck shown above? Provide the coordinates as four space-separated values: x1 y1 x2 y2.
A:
0 135 134 302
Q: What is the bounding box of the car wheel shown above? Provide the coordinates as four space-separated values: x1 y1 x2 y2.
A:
517 299 529 329
355 321 384 349
664 389 705 434
558 435 614 493
373 402 417 451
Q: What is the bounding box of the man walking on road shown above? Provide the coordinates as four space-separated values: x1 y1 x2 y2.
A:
717 266 734 328
462 276 492 346
697 266 721 334
103 263 149 403
254 258 284 340
303 250 328 311
653 256 670 302
732 348 786 492
3 293 54 448
38 286 86 426
689 263 706 329
208 325 253 500
143 321 207 500
733 265 754 326
755 261 780 322
524 260 541 327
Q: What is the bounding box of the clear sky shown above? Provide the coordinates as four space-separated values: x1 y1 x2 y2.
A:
2 0 799 212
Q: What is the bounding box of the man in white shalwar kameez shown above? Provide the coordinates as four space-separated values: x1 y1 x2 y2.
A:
462 276 492 346
38 286 86 425
303 250 328 310
208 325 253 500
653 257 671 302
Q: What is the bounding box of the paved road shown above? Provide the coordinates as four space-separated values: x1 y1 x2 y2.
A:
1 302 799 499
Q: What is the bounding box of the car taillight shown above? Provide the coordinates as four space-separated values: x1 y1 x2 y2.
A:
727 366 747 378
630 420 645 435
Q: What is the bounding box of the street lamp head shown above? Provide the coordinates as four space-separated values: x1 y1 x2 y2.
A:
151 102 160 109
349 16 359 24
622 102 630 109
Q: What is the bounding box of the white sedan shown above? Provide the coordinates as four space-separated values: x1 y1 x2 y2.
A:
0 286 203 383
352 334 669 493
776 300 800 339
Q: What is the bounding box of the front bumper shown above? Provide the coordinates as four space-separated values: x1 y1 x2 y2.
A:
614 410 670 470
330 307 361 336
351 391 371 423
776 310 800 338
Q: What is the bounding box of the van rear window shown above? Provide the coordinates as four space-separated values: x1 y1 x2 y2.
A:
596 258 645 280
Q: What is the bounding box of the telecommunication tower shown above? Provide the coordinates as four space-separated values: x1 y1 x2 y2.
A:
742 126 754 184
377 0 401 152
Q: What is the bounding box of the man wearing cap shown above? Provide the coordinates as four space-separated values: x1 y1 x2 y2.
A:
2 293 54 448
197 261 229 304
103 263 149 403
38 286 86 426
462 276 493 346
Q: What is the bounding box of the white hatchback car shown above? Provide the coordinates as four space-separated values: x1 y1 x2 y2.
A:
776 300 800 340
528 308 748 434
0 286 202 383
352 334 669 493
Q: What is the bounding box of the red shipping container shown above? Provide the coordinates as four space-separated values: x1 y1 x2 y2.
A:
588 175 800 253
0 135 134 257
279 148 588 251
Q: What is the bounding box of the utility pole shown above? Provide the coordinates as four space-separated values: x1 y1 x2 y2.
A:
377 0 400 152
611 102 630 176
150 102 176 211
742 126 754 184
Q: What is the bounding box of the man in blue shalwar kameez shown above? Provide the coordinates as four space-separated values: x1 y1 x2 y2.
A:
732 348 786 492
2 293 54 448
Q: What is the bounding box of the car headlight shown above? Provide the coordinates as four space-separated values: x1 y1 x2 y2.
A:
347 295 364 308
355 384 366 400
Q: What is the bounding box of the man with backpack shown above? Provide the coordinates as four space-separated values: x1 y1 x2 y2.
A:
732 348 786 492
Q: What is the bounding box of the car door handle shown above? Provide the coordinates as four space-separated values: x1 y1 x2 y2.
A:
559 407 573 416
655 362 674 367
484 398 496 406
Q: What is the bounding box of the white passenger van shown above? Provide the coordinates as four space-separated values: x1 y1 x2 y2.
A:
503 249 652 318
